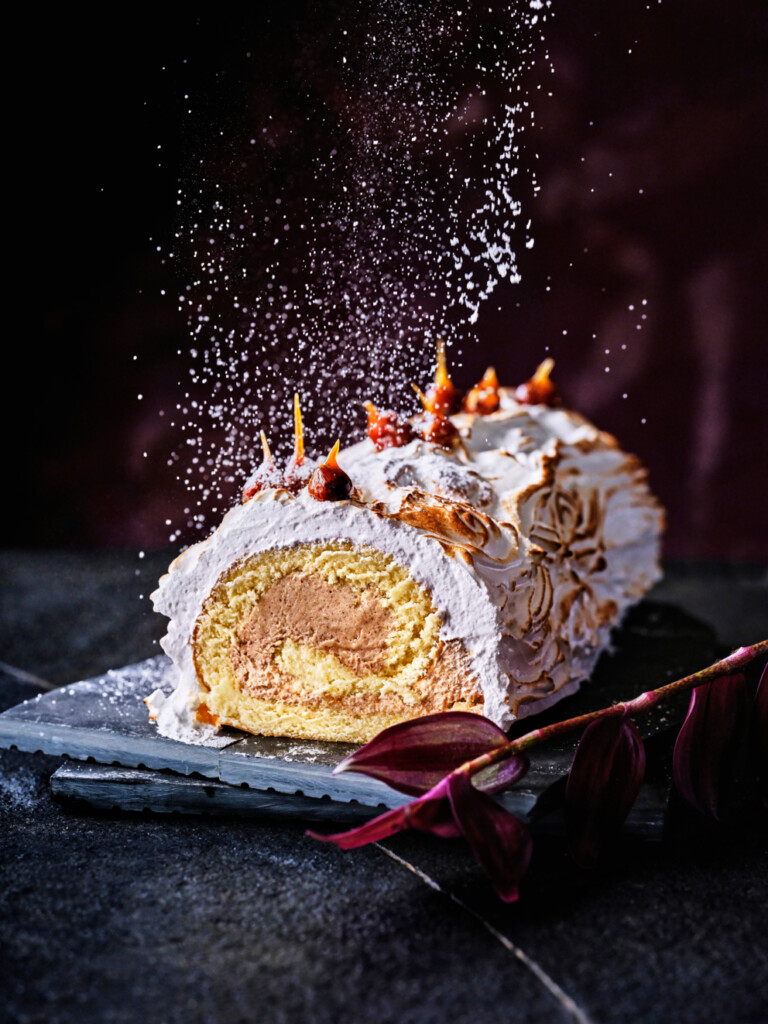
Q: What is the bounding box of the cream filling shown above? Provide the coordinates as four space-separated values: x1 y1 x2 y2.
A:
193 542 445 721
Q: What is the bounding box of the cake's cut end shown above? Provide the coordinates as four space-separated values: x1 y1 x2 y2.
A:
190 540 483 743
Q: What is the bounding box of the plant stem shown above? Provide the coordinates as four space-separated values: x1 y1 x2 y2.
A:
463 639 768 778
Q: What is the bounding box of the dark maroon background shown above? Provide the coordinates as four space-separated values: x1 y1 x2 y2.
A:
7 1 768 557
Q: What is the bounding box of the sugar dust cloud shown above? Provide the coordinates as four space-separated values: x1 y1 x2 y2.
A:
156 1 552 542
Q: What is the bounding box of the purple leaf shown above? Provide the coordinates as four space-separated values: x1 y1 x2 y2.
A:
307 804 414 849
334 712 508 796
565 714 646 868
470 753 530 795
755 664 768 806
309 772 532 901
307 778 460 850
673 673 747 820
447 772 532 902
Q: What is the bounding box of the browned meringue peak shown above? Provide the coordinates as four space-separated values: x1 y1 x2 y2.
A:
366 488 523 568
339 438 496 509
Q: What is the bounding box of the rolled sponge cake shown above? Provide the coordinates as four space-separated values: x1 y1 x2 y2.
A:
147 390 664 744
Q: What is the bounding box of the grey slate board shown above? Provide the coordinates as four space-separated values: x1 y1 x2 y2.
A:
0 655 537 817
0 657 234 778
0 655 406 808
49 762 383 822
48 752 667 835
0 600 719 830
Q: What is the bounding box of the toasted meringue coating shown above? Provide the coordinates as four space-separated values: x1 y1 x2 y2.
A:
148 389 663 744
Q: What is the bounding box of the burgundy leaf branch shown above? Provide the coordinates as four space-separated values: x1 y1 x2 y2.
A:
672 672 747 820
309 640 768 902
565 714 645 868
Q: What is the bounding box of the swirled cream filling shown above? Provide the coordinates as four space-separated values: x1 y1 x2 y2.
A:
191 541 482 742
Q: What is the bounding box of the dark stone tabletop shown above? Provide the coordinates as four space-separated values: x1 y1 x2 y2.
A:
1 551 767 1024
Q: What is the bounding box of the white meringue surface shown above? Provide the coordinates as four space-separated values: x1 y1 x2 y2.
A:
149 392 663 743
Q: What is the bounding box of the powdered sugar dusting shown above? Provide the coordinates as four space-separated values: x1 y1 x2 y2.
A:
152 2 553 541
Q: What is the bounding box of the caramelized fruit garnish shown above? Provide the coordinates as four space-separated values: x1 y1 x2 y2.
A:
413 410 459 448
243 396 317 499
423 339 462 416
242 432 281 501
514 358 563 407
410 344 461 448
463 366 500 414
365 401 414 451
308 440 353 501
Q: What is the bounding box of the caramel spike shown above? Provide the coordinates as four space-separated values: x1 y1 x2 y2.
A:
323 439 342 470
480 366 499 388
292 392 304 466
435 338 450 385
411 382 428 408
532 358 555 385
259 430 274 466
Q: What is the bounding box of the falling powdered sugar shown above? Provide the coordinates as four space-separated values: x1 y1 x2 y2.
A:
151 2 553 542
